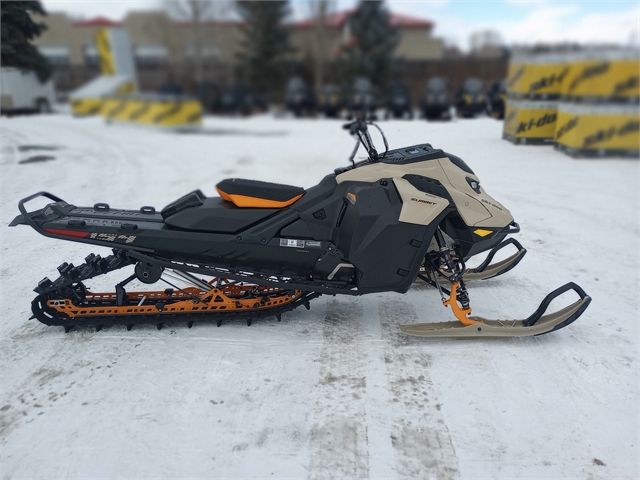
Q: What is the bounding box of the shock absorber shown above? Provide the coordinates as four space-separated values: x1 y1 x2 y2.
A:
433 229 471 309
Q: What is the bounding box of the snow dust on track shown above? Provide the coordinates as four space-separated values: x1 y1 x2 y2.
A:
0 114 638 479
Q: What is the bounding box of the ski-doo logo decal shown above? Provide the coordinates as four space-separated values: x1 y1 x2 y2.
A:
89 232 136 244
506 66 524 88
528 67 568 93
410 197 437 206
481 198 504 211
613 75 639 96
555 116 579 140
568 62 609 93
583 120 640 148
516 112 557 133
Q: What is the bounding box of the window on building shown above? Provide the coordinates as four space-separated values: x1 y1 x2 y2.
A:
84 45 100 67
135 45 169 67
38 46 70 67
184 46 219 63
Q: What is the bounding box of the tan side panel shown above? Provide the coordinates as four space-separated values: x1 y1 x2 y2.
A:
336 157 513 228
392 178 449 225
435 158 513 228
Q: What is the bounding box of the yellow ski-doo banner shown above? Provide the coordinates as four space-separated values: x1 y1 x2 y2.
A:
506 62 568 99
562 58 640 100
70 97 105 117
96 29 116 76
555 107 639 153
503 100 557 141
101 96 203 129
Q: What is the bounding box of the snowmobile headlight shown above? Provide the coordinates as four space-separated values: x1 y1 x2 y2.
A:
466 176 481 193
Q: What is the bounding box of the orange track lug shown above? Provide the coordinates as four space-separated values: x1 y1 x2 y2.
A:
442 281 480 326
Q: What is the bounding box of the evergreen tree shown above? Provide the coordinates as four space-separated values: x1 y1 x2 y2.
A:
1 1 51 81
339 1 398 89
236 1 293 100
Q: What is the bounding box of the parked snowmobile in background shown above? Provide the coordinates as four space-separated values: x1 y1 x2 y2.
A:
455 77 486 118
318 84 345 118
384 82 413 119
218 84 261 115
347 77 377 119
10 118 590 337
421 77 452 120
284 76 315 117
487 81 506 119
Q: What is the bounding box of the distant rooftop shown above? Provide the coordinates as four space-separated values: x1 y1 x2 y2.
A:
294 9 433 29
68 9 433 30
72 16 122 27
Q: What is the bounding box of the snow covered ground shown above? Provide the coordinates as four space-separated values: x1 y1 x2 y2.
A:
0 113 638 480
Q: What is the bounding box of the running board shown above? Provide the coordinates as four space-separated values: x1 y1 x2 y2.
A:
400 282 591 338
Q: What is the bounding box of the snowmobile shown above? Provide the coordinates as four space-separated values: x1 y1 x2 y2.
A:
421 77 452 121
318 84 345 118
217 84 261 115
455 77 486 118
487 81 507 120
384 82 413 120
284 76 315 117
347 77 377 119
10 118 591 337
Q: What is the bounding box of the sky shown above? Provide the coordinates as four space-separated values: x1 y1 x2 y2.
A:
43 0 640 51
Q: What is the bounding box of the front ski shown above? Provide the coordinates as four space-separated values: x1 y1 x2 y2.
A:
400 282 591 338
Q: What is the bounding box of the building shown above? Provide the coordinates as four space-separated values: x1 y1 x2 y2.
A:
292 9 444 62
33 9 444 94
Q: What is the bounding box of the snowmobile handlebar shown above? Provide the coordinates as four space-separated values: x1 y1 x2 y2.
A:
343 116 389 165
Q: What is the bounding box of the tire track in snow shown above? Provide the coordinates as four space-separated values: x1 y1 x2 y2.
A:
308 298 370 480
379 296 460 480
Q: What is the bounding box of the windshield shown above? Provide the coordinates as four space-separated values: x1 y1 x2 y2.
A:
354 78 373 93
463 78 483 92
426 77 446 93
286 77 305 92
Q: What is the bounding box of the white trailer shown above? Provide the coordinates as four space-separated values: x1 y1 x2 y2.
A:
0 67 55 114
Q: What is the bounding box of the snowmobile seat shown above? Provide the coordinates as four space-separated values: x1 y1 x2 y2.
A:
161 190 278 233
216 178 304 208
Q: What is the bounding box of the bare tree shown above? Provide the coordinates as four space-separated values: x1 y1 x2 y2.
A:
165 0 232 84
470 30 504 55
307 0 334 95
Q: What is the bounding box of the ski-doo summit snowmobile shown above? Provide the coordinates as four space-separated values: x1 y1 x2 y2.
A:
10 118 591 337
